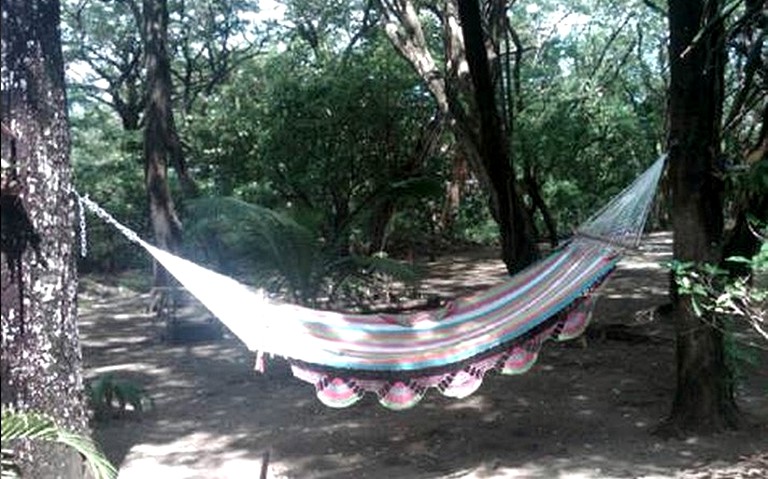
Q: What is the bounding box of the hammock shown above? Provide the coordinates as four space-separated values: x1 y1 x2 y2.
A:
79 155 666 409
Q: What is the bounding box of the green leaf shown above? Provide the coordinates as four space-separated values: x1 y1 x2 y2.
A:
725 256 752 264
691 297 703 317
1 406 117 479
691 283 708 296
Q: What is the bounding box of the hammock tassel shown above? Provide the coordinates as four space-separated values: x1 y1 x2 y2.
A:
254 351 266 373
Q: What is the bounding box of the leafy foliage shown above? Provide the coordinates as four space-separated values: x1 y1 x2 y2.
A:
1 407 117 479
66 0 762 287
71 102 149 272
86 374 154 420
183 196 421 307
180 26 447 275
667 227 768 343
509 0 666 230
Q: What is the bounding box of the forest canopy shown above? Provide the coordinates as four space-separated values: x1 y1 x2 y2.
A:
64 0 765 302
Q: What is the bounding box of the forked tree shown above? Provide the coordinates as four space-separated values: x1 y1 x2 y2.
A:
377 0 539 273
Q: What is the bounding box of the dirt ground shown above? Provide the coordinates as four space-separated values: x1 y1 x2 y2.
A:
79 232 768 479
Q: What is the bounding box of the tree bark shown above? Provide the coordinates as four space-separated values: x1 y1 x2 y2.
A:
440 153 468 231
1 0 90 476
523 164 558 248
664 0 739 434
378 0 539 273
143 0 183 286
456 0 538 272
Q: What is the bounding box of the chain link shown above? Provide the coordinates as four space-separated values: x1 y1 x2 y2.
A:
76 193 145 247
78 194 88 257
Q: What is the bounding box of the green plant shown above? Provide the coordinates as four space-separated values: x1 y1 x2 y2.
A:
666 236 767 382
184 196 422 307
1 406 117 479
667 238 767 341
86 374 153 420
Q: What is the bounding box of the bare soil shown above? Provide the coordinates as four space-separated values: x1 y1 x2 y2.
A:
79 232 768 479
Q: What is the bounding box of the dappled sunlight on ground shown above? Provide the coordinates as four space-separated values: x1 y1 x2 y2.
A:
79 232 768 478
417 248 508 299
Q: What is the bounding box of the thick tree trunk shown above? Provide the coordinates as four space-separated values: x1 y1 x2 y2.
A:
143 0 183 286
456 0 538 273
664 0 739 434
1 1 89 476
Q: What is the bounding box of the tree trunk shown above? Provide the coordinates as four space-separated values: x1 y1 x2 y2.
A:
378 0 539 273
456 0 538 273
143 0 183 286
1 1 90 476
440 153 468 231
368 202 396 253
664 0 739 434
523 164 558 248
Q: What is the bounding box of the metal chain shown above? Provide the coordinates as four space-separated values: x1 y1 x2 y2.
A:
78 194 88 257
76 193 145 247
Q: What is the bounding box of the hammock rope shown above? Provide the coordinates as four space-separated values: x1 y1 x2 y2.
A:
576 154 666 247
78 155 666 409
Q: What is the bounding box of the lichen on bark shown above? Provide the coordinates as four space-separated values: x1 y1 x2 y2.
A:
2 1 91 476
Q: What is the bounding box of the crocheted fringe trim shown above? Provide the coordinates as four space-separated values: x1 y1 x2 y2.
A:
287 296 596 410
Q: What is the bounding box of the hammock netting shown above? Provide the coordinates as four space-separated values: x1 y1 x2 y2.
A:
577 155 666 247
79 155 666 410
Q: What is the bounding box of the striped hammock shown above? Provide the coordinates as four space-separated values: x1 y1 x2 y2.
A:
79 155 666 409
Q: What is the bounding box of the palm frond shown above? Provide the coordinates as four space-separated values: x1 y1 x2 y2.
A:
185 196 323 299
1 406 117 479
184 196 423 306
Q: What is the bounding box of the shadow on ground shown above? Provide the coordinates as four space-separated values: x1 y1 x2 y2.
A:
80 232 768 479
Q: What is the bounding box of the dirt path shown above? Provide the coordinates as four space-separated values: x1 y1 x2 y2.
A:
79 233 768 478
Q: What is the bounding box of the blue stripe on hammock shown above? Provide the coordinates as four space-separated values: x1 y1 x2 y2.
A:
305 255 618 371
293 245 575 334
